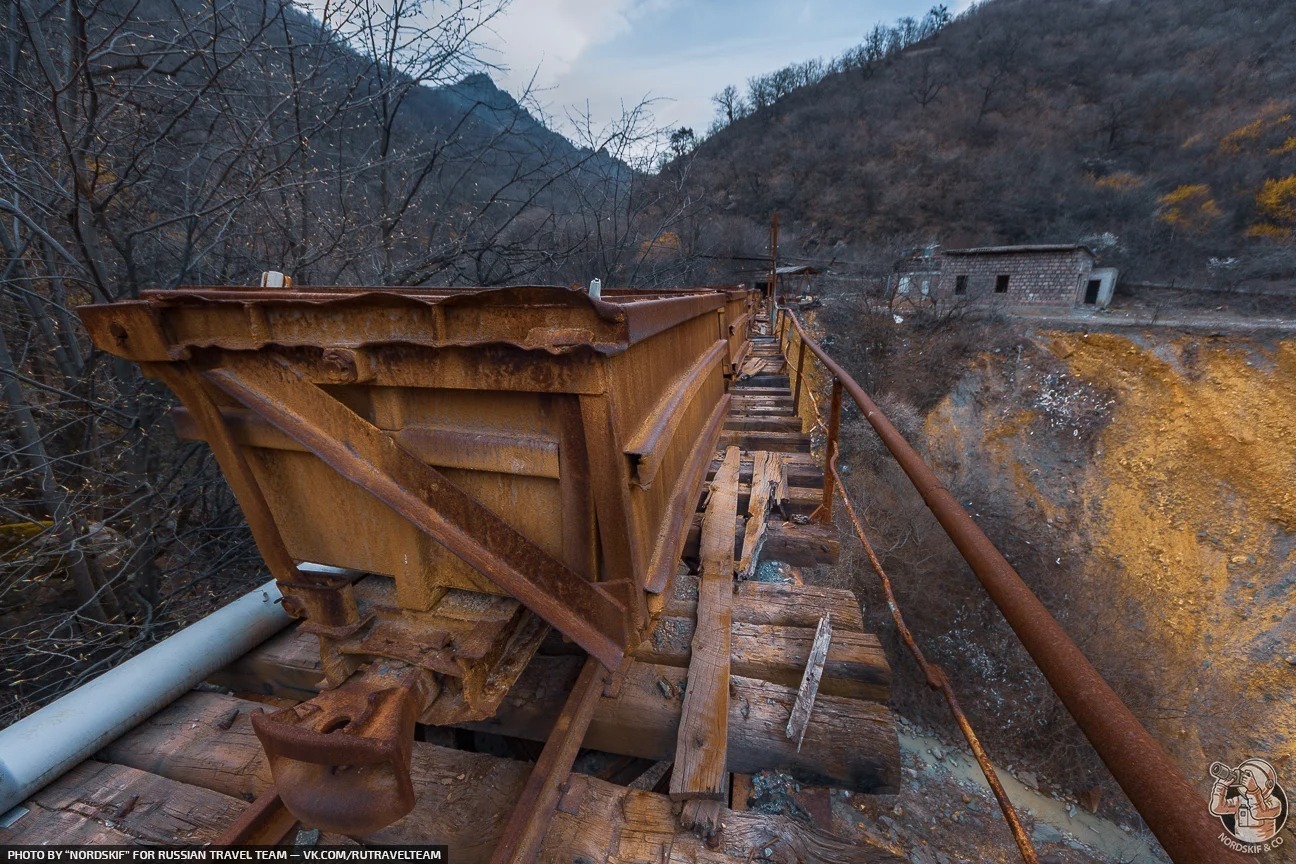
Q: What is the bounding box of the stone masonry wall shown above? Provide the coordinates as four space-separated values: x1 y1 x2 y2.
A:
940 250 1094 308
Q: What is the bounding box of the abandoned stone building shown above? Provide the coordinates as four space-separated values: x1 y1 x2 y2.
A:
942 244 1118 308
894 244 1118 309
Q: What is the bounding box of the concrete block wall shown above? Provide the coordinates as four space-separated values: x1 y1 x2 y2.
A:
941 250 1094 308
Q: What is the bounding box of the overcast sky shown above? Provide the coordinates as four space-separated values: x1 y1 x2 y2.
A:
476 0 972 152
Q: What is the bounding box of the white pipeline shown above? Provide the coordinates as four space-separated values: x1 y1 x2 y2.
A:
0 572 317 814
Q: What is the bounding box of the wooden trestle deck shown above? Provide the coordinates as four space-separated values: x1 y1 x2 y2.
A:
1 322 903 862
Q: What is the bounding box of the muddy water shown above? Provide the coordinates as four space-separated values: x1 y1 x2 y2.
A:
901 730 1169 863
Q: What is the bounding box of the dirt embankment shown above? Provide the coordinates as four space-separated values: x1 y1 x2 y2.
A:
922 330 1296 798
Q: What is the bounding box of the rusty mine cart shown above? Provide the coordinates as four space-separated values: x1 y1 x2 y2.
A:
34 283 901 862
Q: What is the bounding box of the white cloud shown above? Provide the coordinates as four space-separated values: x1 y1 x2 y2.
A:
482 0 660 96
476 0 958 146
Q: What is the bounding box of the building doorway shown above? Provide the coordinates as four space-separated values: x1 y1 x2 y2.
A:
1083 279 1101 304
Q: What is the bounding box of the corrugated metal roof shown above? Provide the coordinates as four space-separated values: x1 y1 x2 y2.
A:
775 265 821 275
943 244 1094 256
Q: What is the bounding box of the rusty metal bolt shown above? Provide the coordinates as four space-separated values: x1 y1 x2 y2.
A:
320 348 358 383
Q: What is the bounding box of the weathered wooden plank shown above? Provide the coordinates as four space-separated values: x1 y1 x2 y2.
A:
731 620 885 699
634 618 888 702
736 451 776 580
0 760 246 845
102 699 274 801
104 693 900 862
727 411 792 420
712 480 824 511
210 626 323 702
774 457 791 516
728 407 796 419
707 454 821 486
214 609 884 715
729 405 792 415
216 574 870 711
671 446 740 800
730 391 793 401
723 417 802 433
729 394 791 405
719 431 811 453
682 515 839 566
738 374 790 388
665 578 864 632
468 657 899 793
731 481 819 517
786 615 832 752
759 518 839 566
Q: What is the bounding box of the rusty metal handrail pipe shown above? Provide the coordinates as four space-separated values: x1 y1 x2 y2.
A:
775 305 1241 864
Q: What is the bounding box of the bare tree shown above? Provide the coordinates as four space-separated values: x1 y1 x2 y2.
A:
711 84 743 128
903 51 949 109
0 0 683 724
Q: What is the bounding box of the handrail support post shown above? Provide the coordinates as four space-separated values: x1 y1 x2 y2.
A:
818 376 842 523
792 337 808 417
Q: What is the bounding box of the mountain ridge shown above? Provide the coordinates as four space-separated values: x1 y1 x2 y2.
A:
683 0 1296 288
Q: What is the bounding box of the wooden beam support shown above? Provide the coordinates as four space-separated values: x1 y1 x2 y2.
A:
213 606 888 709
737 452 781 580
719 430 811 453
671 446 740 800
708 452 821 486
0 761 250 845
460 657 899 793
99 692 902 862
682 515 839 566
635 618 888 702
729 483 820 517
663 578 866 631
724 417 803 433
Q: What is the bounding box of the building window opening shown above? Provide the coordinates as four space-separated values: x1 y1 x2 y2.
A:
954 275 967 295
995 274 1010 293
1084 279 1101 304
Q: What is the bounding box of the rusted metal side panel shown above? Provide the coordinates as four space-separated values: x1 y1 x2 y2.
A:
643 393 732 595
625 362 727 593
602 313 735 600
723 290 755 376
624 340 728 489
84 285 729 359
202 353 629 668
77 284 758 837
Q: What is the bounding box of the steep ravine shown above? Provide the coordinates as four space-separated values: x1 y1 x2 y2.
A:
917 329 1296 846
808 324 1295 861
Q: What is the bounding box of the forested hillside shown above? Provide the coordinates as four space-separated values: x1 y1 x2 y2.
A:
687 0 1296 288
0 0 694 723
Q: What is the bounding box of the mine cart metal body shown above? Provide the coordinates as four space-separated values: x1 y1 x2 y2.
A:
80 284 755 830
